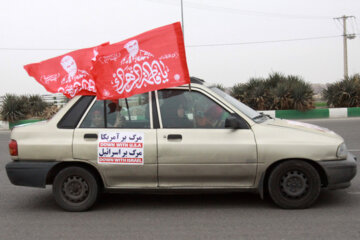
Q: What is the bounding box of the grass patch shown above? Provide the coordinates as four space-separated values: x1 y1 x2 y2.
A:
314 101 327 108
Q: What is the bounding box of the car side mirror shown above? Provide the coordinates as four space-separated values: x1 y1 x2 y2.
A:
225 116 248 130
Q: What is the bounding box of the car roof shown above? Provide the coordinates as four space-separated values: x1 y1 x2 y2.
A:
190 77 205 85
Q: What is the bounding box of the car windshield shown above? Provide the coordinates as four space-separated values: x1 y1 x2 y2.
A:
210 87 267 122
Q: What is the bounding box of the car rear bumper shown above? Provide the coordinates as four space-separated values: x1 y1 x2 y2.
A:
319 153 357 190
6 161 58 188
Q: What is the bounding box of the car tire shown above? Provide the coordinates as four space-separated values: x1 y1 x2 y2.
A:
53 166 99 212
268 160 321 209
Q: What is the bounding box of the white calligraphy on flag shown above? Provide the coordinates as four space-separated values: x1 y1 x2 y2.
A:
107 40 179 96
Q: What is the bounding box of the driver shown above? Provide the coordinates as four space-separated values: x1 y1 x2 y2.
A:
197 105 224 128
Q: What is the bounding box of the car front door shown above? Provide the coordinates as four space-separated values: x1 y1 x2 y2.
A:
156 88 258 188
72 92 158 188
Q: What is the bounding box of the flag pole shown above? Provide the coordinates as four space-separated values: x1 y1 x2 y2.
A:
181 0 191 91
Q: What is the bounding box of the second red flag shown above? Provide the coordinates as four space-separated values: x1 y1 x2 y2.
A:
92 22 190 100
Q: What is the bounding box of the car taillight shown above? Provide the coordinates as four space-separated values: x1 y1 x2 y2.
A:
9 140 18 156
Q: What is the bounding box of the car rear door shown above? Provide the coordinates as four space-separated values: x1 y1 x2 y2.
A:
72 92 158 188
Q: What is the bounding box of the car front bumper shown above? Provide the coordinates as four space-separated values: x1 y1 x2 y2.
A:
319 153 357 190
6 161 58 188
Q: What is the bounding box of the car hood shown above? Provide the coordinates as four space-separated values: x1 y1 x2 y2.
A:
265 118 340 139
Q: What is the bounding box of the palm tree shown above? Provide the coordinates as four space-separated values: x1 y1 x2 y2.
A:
0 94 25 122
323 74 360 107
230 72 314 111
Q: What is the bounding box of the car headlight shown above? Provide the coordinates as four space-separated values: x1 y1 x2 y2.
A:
336 143 348 159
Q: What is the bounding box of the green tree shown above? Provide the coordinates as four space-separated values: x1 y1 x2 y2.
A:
0 94 25 122
230 72 314 111
323 74 360 107
28 95 49 117
0 94 49 121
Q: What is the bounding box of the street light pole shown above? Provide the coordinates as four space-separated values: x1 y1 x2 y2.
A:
342 16 348 79
334 15 356 79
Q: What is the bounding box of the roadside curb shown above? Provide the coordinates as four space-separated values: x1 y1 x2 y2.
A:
0 119 44 130
261 107 360 119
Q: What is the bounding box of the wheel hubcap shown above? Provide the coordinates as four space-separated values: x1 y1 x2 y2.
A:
280 170 309 198
62 176 89 203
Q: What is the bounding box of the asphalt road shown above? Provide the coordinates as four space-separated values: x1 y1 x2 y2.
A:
0 118 359 240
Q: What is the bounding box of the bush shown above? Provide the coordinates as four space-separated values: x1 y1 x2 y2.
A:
0 94 49 122
323 74 360 108
28 95 49 117
1 94 25 122
230 72 314 111
40 105 59 120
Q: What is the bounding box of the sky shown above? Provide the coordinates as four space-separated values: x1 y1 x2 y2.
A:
0 0 359 95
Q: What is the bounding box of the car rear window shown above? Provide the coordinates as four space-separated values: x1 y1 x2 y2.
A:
57 96 95 129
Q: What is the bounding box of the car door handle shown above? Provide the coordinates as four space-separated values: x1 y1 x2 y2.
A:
167 134 182 140
84 133 98 139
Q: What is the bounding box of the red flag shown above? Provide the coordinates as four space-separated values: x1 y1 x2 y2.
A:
24 43 108 98
93 22 190 100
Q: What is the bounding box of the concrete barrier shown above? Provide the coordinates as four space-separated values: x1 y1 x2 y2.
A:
261 107 360 119
8 119 43 129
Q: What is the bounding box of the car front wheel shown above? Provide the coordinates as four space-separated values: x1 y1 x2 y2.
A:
268 160 321 209
53 166 99 212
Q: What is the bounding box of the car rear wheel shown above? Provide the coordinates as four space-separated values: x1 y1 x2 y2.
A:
53 166 99 212
268 160 321 209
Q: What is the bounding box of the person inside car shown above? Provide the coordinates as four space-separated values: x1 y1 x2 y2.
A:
107 101 126 128
161 95 193 128
196 105 224 128
90 109 105 128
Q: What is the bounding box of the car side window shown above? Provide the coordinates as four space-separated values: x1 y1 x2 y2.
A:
57 96 94 129
80 93 150 129
158 89 231 129
106 93 150 129
80 100 105 128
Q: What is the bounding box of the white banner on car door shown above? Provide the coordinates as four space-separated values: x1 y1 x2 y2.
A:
97 132 144 165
